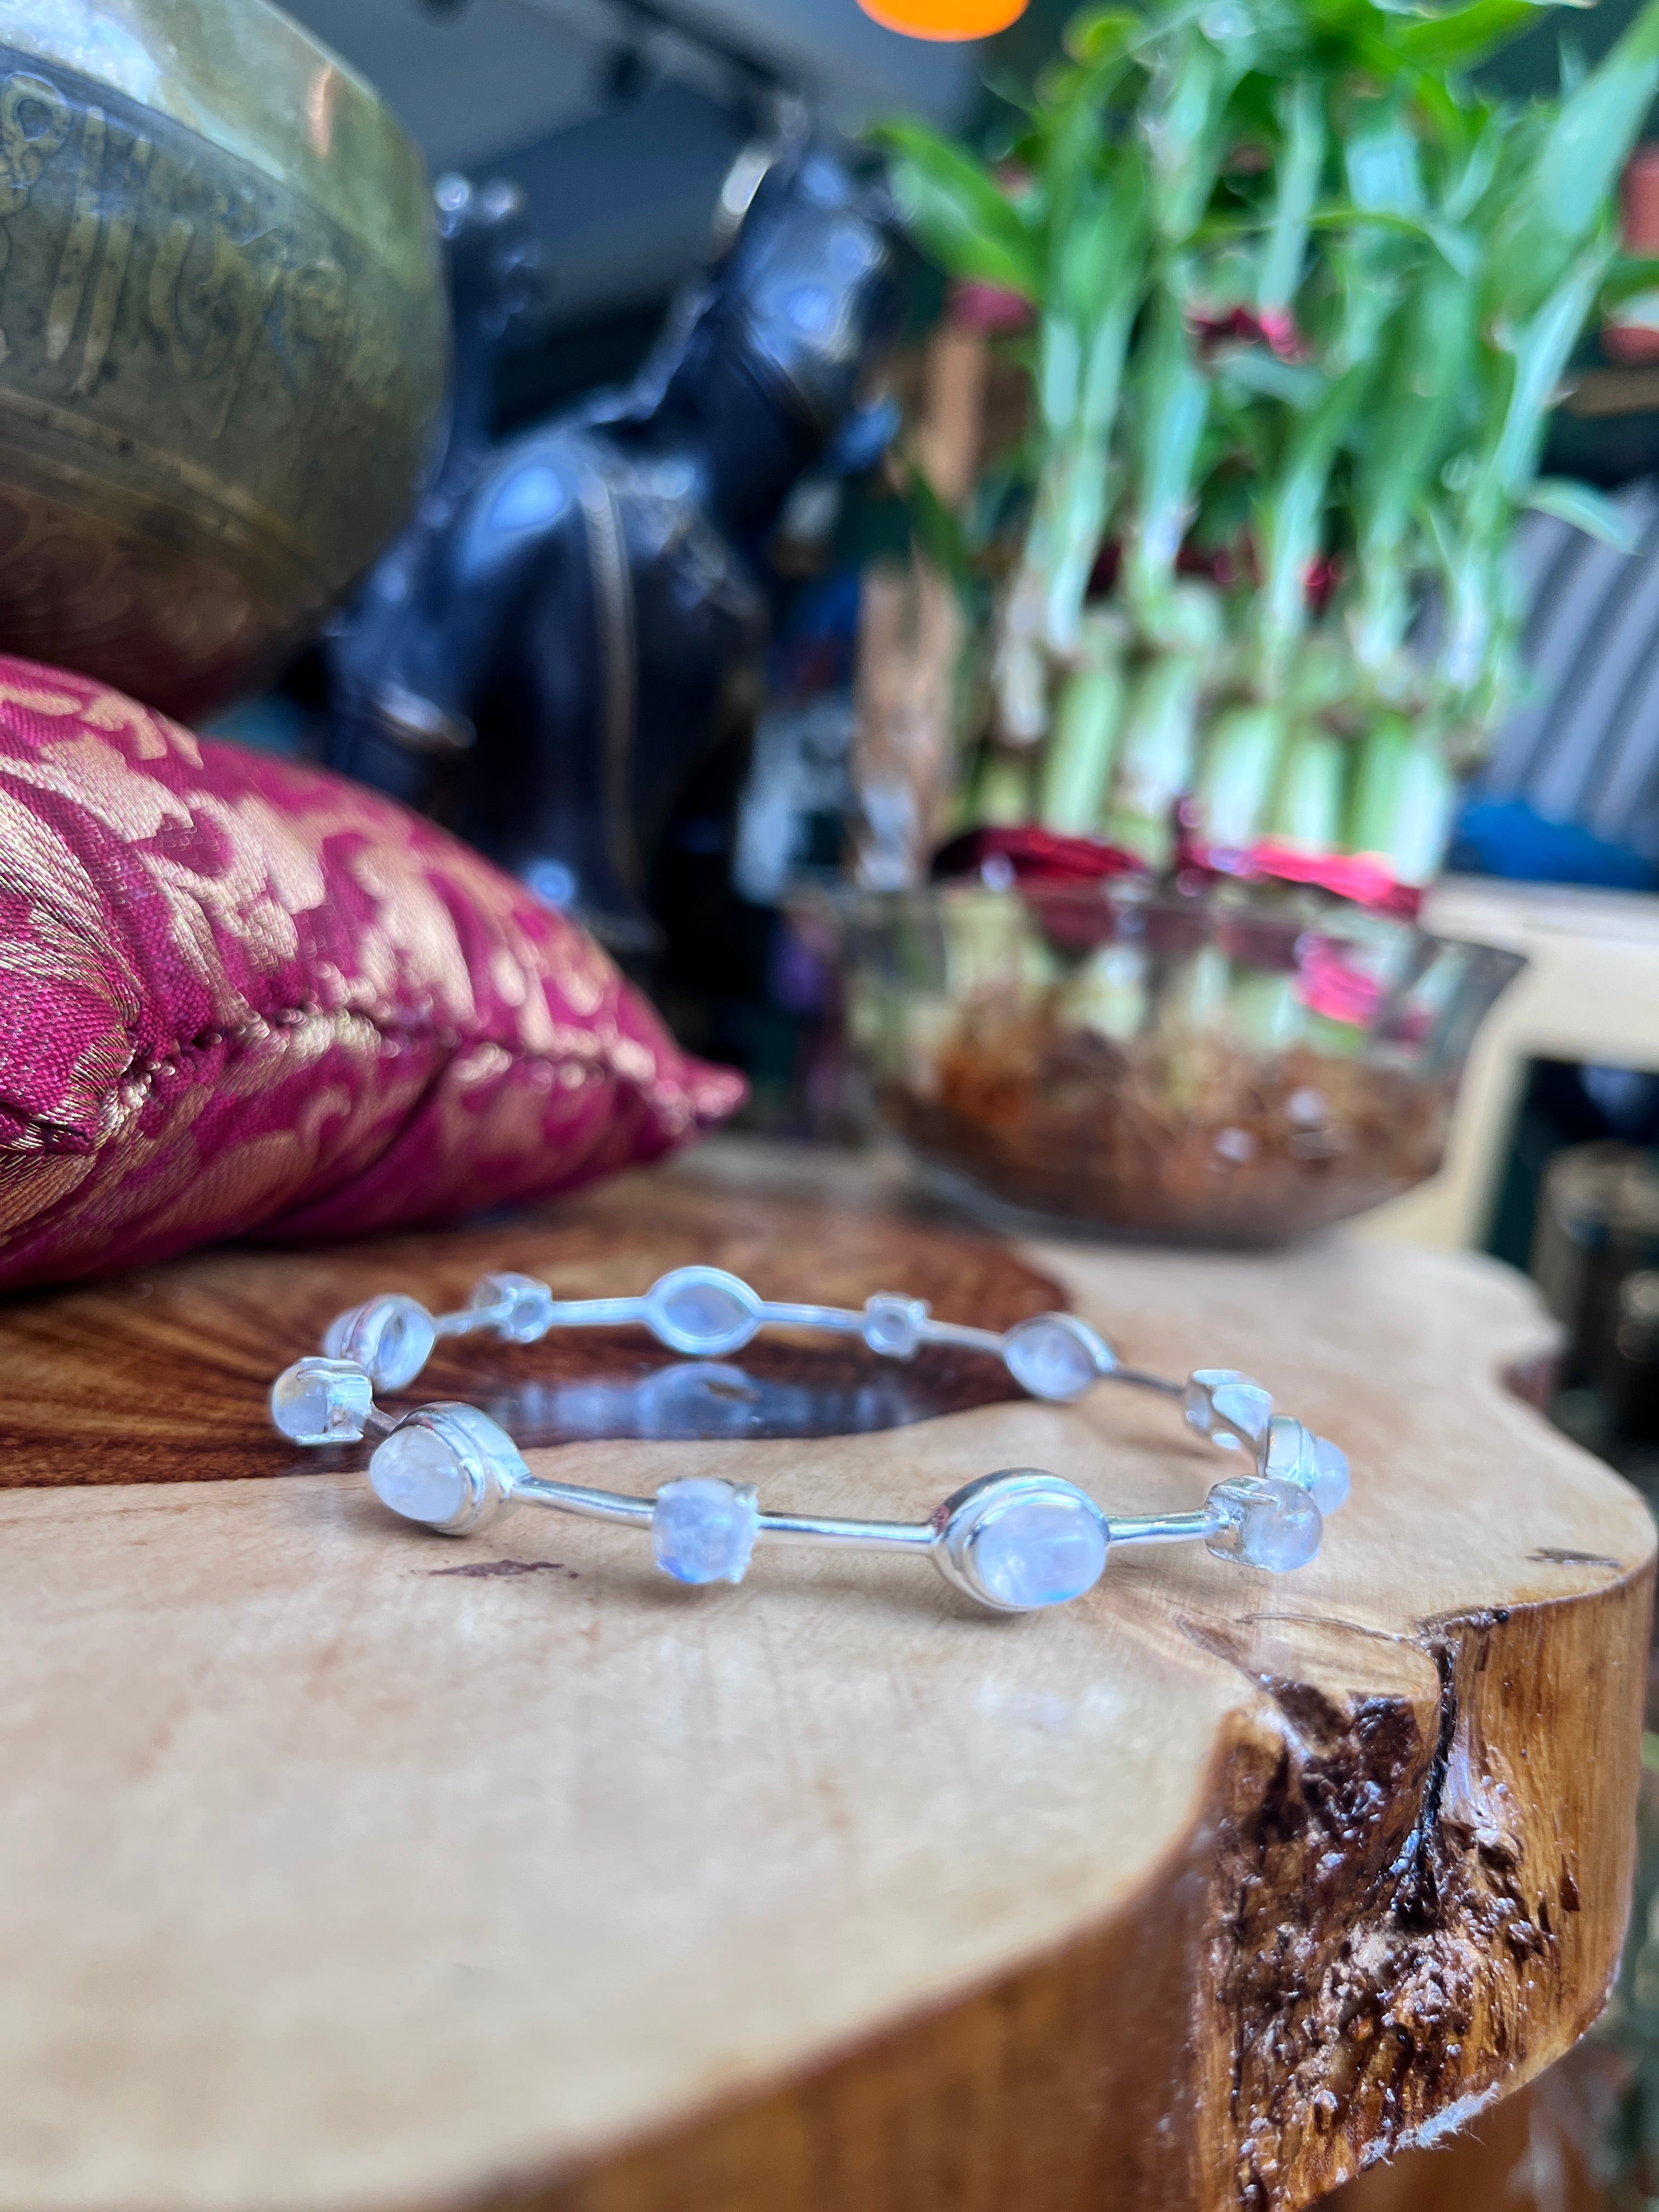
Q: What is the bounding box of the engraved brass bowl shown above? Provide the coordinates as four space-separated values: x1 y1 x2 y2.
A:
0 1 447 718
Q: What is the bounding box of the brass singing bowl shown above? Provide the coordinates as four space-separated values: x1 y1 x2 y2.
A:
0 1 447 719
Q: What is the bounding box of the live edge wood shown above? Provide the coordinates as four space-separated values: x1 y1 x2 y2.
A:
0 1141 1650 2212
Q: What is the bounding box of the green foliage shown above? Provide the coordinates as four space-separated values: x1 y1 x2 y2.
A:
881 0 1659 884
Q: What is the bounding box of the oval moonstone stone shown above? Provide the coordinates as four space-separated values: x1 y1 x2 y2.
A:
370 1421 472 1526
1002 1313 1110 1401
652 1476 758 1584
968 1487 1109 1608
644 1268 761 1357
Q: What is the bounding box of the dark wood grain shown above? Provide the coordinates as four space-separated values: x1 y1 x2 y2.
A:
0 1171 1069 1485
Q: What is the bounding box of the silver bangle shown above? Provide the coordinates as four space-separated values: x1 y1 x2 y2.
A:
269 1265 1350 1616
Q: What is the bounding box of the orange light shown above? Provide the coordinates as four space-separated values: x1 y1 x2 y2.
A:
855 0 1030 39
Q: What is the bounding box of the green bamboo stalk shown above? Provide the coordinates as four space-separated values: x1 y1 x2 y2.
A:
1268 725 1346 851
1349 257 1472 682
1101 651 1206 866
1190 703 1286 853
884 0 1659 902
1346 713 1411 853
1249 360 1372 698
1346 714 1457 884
1122 286 1210 635
1037 628 1127 834
976 747 1034 826
1257 78 1324 323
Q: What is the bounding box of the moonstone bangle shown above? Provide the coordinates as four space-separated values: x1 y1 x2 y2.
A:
269 1265 1350 1617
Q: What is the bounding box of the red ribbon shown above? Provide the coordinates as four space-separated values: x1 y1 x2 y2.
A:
933 823 1421 921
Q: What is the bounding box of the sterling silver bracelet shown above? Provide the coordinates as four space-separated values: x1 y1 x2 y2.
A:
269 1265 1348 1616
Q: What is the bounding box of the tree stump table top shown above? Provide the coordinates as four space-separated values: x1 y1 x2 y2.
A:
0 1137 1650 2212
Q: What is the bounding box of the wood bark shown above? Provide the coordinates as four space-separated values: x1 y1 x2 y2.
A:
0 1144 1649 2212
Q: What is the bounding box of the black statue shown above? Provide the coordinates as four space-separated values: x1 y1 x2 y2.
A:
324 135 895 950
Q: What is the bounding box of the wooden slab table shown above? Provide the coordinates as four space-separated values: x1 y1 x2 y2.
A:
0 1139 1651 2212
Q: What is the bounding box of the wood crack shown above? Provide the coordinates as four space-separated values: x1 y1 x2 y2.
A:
1190 1571 1652 2210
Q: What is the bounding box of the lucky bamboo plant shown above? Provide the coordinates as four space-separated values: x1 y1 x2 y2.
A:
881 0 1659 891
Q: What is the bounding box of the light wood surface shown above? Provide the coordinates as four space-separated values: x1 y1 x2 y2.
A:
0 1143 1651 2212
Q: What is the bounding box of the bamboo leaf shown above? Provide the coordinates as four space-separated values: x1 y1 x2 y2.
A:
1492 237 1615 495
1523 477 1643 551
1483 0 1659 318
1307 204 1477 276
1065 7 1143 66
878 124 1043 301
1391 0 1564 71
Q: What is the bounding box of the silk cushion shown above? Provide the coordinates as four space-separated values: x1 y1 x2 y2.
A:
0 655 743 1290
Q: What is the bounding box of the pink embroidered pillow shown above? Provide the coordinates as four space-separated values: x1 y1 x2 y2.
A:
0 654 744 1290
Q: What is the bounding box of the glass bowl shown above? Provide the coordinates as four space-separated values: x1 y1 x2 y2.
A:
837 879 1525 1245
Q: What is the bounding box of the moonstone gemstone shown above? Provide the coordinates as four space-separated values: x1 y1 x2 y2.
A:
1183 1368 1273 1449
969 1488 1109 1608
652 1476 758 1584
1311 1437 1351 1514
1260 1414 1317 1484
1259 1418 1350 1515
1206 1477 1322 1571
370 1421 472 1526
1002 1313 1111 1401
270 1357 373 1444
368 1403 523 1531
471 1271 556 1344
644 1268 761 1356
323 1294 436 1390
863 1293 929 1360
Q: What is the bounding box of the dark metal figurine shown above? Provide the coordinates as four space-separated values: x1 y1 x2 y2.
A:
324 135 895 950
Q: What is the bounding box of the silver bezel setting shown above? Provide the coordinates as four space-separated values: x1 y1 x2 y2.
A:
930 1470 1113 1614
324 1294 437 1391
369 1402 524 1536
640 1265 765 1357
1001 1312 1116 1401
269 1357 376 1446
